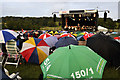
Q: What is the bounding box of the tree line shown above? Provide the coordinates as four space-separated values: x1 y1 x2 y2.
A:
1 16 120 30
98 18 120 29
2 16 61 30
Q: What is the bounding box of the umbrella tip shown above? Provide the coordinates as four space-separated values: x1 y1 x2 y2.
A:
69 45 71 49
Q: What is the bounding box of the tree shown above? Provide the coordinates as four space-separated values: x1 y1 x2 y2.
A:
48 21 57 27
98 18 116 29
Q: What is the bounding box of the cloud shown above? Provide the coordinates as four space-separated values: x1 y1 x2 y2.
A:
1 0 120 2
1 2 118 20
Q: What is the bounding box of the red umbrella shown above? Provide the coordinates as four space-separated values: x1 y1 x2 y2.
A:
114 37 120 40
83 33 94 40
20 37 50 64
60 33 76 39
38 33 52 40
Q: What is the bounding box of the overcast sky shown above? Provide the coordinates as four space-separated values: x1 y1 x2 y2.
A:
1 0 120 21
1 0 120 2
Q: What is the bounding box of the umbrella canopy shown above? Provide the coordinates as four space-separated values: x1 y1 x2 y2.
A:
44 36 58 48
114 36 120 43
38 33 52 40
40 45 107 79
48 31 59 35
55 37 78 48
77 35 85 41
114 36 120 40
0 29 19 43
60 33 76 39
77 31 88 37
83 33 94 40
54 34 61 39
20 37 50 64
48 31 54 35
86 32 120 67
69 31 77 37
60 31 68 34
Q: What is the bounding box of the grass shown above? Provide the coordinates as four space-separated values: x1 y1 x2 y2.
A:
39 26 62 31
3 29 120 80
102 65 120 79
4 61 120 80
5 63 42 80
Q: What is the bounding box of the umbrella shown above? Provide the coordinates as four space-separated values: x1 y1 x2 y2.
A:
77 31 88 37
60 33 76 39
86 32 120 67
60 31 68 34
114 36 120 40
0 29 19 43
54 34 61 39
38 33 52 40
40 45 107 79
48 31 59 35
44 36 58 48
114 36 120 43
54 31 59 35
77 35 85 41
55 37 78 48
69 31 77 37
83 33 94 40
20 37 50 64
48 31 54 35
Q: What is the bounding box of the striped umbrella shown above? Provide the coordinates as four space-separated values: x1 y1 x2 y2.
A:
0 29 19 43
60 33 76 39
20 37 50 64
38 33 52 40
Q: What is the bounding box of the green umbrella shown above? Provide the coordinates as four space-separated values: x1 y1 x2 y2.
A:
40 45 107 79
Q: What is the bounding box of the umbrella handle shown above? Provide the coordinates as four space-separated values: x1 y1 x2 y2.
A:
69 46 71 49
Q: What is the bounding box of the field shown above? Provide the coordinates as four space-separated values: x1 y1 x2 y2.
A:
39 26 62 31
5 62 120 80
2 28 120 80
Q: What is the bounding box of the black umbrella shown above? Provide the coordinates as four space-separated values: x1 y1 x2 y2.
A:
55 37 78 48
86 32 120 67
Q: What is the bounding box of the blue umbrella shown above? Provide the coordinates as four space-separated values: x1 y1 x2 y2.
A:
0 29 19 43
55 37 78 48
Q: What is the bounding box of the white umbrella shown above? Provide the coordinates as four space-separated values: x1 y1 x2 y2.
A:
0 29 19 43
